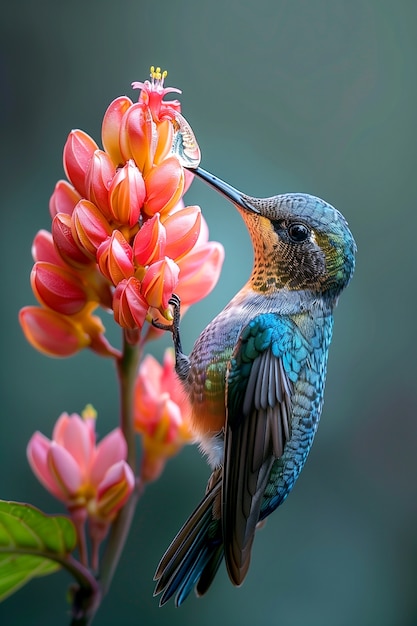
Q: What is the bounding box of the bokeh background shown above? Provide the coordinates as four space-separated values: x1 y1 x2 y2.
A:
1 1 416 624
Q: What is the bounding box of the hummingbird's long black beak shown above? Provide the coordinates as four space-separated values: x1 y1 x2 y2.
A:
187 166 260 214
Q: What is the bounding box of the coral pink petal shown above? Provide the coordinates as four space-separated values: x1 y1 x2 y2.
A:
90 428 127 486
48 443 83 497
27 432 64 499
56 414 94 476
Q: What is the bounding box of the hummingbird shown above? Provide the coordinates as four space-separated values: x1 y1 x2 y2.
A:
153 165 356 606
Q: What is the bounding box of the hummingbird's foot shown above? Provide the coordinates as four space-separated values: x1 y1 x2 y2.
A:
151 319 172 332
167 296 189 379
152 295 190 381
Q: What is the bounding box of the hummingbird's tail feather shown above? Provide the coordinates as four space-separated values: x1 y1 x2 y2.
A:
154 471 223 606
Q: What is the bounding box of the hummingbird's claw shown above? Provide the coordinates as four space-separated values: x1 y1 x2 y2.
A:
151 319 173 332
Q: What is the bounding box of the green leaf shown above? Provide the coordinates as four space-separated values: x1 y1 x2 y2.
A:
0 500 77 601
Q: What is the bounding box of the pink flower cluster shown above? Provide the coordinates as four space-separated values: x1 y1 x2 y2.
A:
134 348 192 482
19 68 224 356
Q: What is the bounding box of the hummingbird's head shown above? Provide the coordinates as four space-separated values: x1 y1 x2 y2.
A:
191 168 356 300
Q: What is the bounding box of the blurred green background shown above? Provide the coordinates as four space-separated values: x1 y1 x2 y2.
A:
1 1 416 624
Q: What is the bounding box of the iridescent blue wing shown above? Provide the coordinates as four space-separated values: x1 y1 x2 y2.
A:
223 313 309 585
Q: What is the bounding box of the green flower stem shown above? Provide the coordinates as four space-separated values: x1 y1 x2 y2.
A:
95 333 142 596
70 333 143 625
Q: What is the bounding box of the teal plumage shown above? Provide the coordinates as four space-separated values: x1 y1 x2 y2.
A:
153 168 356 606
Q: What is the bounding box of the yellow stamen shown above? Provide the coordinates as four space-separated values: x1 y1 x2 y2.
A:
82 403 97 420
149 65 168 84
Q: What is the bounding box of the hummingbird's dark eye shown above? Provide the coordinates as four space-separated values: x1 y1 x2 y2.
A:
288 222 310 243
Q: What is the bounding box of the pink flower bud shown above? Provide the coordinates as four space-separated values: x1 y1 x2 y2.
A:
52 213 93 268
85 150 115 219
163 205 201 260
143 156 184 217
19 307 90 357
113 277 149 329
32 230 66 267
72 199 113 258
119 102 154 173
95 460 135 520
176 241 225 306
101 96 133 166
108 160 145 227
140 257 179 315
97 230 134 285
132 213 166 266
31 262 89 315
63 130 99 197
49 180 81 218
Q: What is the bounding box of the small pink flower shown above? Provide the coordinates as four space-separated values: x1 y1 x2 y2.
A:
27 411 134 523
134 349 192 482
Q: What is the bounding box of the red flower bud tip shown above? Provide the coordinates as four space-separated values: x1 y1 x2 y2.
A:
71 199 113 259
113 277 149 330
143 156 184 217
140 257 179 316
52 213 93 268
108 160 145 227
49 180 82 218
97 230 134 285
63 130 99 198
31 262 89 315
163 204 201 260
85 150 115 219
101 95 133 166
19 306 90 357
132 213 166 266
